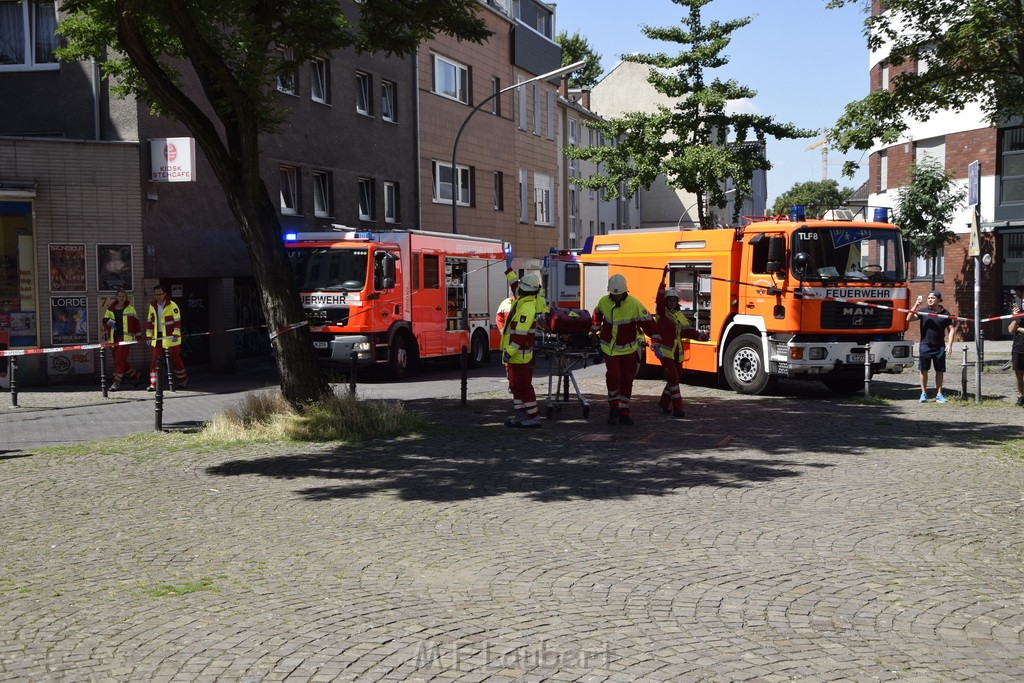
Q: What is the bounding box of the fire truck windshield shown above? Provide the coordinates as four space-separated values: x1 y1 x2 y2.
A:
791 228 906 283
288 248 369 292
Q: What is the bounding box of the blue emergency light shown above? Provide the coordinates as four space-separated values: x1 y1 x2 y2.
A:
790 205 806 222
284 232 298 241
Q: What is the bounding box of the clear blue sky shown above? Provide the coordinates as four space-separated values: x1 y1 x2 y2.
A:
552 0 872 206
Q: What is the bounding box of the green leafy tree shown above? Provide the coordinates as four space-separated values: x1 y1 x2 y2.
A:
828 0 1024 173
893 158 965 288
770 180 856 218
555 31 602 89
565 0 813 228
56 0 489 409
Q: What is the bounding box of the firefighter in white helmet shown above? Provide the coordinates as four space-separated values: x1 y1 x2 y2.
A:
590 273 661 425
652 266 700 418
500 268 547 427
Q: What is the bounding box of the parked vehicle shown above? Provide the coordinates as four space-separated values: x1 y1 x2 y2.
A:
579 210 915 394
285 228 509 379
542 248 581 309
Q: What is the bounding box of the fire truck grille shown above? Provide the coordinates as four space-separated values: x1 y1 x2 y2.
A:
819 300 893 330
304 307 349 327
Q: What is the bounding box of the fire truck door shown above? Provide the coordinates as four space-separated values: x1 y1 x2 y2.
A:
741 232 784 324
412 251 445 357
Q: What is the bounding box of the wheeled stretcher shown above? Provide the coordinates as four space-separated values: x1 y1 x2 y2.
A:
536 307 598 420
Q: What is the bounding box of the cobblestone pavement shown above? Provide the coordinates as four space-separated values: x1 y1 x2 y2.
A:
1 350 1022 682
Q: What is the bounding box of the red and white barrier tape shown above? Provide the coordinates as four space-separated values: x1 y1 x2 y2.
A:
269 320 308 340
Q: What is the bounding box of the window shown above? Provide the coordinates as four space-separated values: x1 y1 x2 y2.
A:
432 161 471 206
568 118 578 146
881 63 889 91
534 173 552 225
491 77 501 115
431 54 468 103
515 0 554 39
358 177 375 220
275 47 296 94
384 181 399 223
381 80 396 122
493 171 503 211
356 72 371 115
915 137 945 166
533 84 541 135
879 150 888 192
423 254 440 289
310 59 328 103
519 168 528 223
279 166 298 215
0 0 58 70
517 78 526 130
1002 127 1024 203
312 171 331 217
546 90 555 140
914 251 945 280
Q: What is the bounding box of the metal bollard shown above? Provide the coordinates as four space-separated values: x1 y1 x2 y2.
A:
154 353 165 433
9 357 17 407
863 342 871 398
164 347 175 392
99 345 108 398
961 343 969 400
349 351 358 395
460 345 468 407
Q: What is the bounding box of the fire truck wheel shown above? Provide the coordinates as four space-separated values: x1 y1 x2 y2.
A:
467 330 489 369
724 333 771 395
388 333 410 380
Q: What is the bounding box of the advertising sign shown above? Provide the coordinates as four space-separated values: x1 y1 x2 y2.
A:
48 243 87 292
97 244 133 291
150 137 196 182
51 295 88 346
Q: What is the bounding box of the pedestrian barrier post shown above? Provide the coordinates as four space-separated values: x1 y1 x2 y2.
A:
154 353 165 433
975 329 984 404
961 344 969 400
863 342 872 398
164 347 175 392
349 351 357 395
9 357 17 407
460 345 468 407
99 345 108 398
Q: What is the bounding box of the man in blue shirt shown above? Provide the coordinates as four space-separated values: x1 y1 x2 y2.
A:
906 290 957 403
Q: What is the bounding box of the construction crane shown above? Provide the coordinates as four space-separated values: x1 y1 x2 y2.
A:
805 138 829 180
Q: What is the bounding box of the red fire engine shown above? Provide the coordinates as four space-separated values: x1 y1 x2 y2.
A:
285 228 510 379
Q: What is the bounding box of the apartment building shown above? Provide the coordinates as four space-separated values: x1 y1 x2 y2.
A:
864 1 1019 339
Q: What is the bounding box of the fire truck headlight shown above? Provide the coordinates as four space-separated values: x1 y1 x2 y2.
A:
351 341 371 351
809 347 828 360
892 345 911 359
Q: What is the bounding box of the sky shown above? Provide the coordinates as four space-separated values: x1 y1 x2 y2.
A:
551 0 873 206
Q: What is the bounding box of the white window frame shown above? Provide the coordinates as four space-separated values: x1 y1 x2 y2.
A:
275 47 297 95
914 251 945 280
519 168 528 223
356 71 371 115
879 151 888 192
534 172 552 226
0 0 58 71
310 58 328 104
431 54 468 104
384 181 399 223
533 84 541 135
381 80 396 122
358 177 375 220
568 117 577 146
493 171 503 211
432 161 471 206
279 166 298 215
516 77 526 131
312 171 331 217
546 90 555 140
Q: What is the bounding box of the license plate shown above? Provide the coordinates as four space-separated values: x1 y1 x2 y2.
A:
313 341 328 349
847 353 873 363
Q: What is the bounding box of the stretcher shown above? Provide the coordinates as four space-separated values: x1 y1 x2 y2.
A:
536 308 597 420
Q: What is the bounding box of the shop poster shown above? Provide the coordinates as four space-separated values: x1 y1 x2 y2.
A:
48 243 87 293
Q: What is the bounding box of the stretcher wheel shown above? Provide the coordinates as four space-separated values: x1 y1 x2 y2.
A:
582 406 590 419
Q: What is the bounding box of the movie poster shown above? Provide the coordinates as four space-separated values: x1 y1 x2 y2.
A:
48 243 87 292
97 244 133 292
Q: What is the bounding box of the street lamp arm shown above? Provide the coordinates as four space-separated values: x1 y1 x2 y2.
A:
451 60 586 234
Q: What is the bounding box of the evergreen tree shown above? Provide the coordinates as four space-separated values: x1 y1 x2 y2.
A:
565 0 813 228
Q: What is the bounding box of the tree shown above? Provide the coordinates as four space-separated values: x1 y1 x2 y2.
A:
770 180 856 218
565 0 813 228
893 158 965 288
56 0 489 410
555 31 602 89
828 0 1024 172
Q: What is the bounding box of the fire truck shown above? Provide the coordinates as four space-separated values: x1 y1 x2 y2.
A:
284 228 510 379
579 210 916 394
542 248 581 308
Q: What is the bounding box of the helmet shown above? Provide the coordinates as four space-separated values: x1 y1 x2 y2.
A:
608 274 628 296
518 273 542 294
664 287 684 301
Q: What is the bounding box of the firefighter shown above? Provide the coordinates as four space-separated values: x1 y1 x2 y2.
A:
500 270 545 428
590 274 661 425
146 284 188 390
652 267 699 418
103 287 142 391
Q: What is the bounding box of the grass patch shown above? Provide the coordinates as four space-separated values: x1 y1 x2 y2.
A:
141 577 216 598
996 438 1024 461
200 390 427 443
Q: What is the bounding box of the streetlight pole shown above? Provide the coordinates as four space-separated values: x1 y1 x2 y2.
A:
451 60 586 234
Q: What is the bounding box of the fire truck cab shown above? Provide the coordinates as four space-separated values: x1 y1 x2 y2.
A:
580 212 916 394
285 228 509 379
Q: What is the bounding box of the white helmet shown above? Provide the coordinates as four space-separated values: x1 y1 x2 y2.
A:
518 273 542 294
608 274 628 296
664 287 683 301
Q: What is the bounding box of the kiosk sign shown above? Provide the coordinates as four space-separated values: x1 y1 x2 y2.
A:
150 137 196 182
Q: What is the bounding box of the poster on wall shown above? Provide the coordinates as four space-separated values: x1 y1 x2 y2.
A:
97 244 133 292
48 244 87 292
51 296 88 346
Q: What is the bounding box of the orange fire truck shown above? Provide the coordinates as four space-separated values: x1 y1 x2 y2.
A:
579 212 916 394
285 228 510 379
